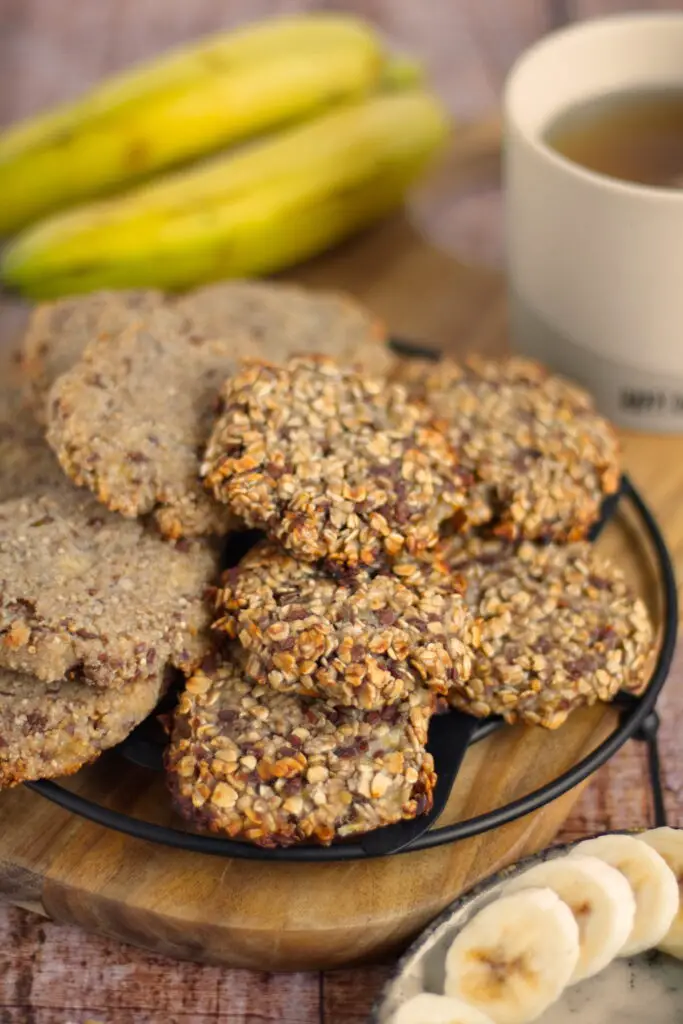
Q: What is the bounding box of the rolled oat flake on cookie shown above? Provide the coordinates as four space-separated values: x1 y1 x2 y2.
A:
214 541 475 709
166 651 437 847
440 535 654 728
202 355 466 568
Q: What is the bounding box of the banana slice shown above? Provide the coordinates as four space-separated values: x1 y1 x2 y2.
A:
392 992 494 1024
571 834 679 956
639 827 683 958
444 888 579 1024
505 855 635 982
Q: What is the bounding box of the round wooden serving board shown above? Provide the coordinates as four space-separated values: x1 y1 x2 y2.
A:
0 155 679 970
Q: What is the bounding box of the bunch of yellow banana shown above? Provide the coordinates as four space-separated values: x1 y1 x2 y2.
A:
0 14 448 298
0 15 386 234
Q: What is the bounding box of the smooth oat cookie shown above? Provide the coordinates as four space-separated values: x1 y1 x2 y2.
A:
46 310 256 537
173 280 393 375
214 541 475 709
0 664 168 788
0 487 217 686
393 355 620 541
202 356 465 568
19 289 164 424
166 652 437 847
438 535 654 728
21 281 392 423
0 374 66 503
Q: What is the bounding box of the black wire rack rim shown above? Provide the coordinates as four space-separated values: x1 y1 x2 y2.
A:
27 474 678 862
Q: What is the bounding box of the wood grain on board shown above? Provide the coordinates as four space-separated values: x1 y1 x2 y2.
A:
0 0 681 1021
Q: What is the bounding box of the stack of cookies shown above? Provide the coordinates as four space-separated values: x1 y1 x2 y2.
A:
0 281 655 850
173 351 652 848
0 282 390 793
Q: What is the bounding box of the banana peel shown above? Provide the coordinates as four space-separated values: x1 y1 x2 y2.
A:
379 54 425 91
0 15 384 234
3 90 449 298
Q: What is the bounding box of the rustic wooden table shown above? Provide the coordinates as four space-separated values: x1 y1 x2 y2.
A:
1 0 682 1020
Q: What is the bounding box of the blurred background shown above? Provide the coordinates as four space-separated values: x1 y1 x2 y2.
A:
4 0 674 127
2 0 683 343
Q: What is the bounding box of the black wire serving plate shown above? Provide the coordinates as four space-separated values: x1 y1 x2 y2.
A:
26 342 679 863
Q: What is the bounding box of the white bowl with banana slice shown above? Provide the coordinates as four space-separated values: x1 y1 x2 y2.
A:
372 828 683 1024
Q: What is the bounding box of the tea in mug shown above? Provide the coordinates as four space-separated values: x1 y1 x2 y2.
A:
544 86 683 187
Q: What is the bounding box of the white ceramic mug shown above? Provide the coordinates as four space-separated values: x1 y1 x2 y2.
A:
505 13 683 432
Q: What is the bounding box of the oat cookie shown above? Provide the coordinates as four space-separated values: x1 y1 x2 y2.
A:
19 290 164 424
46 311 257 537
21 282 391 423
393 355 620 541
439 535 654 728
0 378 66 503
0 487 217 686
202 356 465 568
166 652 436 847
173 280 392 374
214 541 474 709
0 665 168 788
